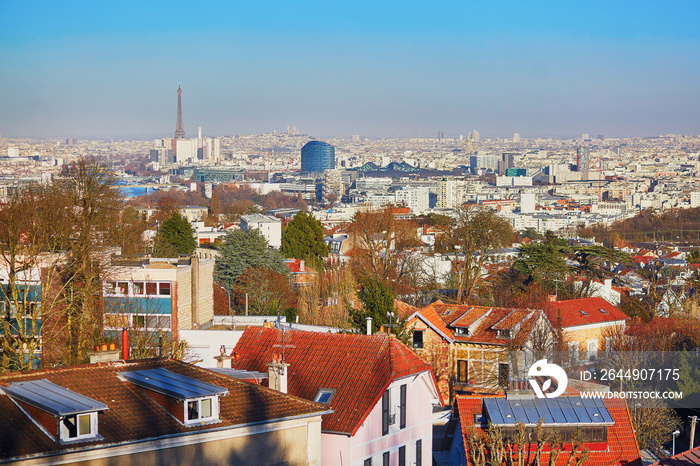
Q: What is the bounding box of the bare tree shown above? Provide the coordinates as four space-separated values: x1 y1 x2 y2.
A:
347 207 422 293
440 205 514 303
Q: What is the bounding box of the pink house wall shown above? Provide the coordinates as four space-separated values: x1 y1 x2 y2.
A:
321 370 438 466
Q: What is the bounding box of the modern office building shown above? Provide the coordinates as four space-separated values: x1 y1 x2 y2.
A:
301 141 335 173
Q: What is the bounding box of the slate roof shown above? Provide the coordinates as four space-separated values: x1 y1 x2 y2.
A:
651 445 700 465
231 327 435 435
546 297 629 329
456 394 642 466
0 358 327 462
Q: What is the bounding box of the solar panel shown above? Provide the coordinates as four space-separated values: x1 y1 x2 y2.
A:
484 397 613 427
119 368 228 400
2 379 109 416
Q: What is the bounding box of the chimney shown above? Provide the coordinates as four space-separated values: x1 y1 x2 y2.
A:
121 328 129 360
267 354 290 394
367 317 373 335
547 295 557 303
604 278 612 289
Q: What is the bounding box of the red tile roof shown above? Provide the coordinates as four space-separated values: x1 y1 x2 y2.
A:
0 358 326 462
425 303 551 347
456 394 642 466
407 303 455 342
231 327 436 435
547 297 628 329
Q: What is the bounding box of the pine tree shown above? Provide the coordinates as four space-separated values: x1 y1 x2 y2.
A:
348 276 411 344
153 212 196 257
280 211 330 268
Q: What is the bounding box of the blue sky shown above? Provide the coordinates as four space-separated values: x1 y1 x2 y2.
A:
1 1 699 139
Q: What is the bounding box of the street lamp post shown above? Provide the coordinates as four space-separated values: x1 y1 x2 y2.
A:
218 285 231 316
673 429 681 456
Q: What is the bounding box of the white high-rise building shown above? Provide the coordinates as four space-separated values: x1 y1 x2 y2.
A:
395 187 430 214
176 139 198 163
471 130 480 142
436 180 458 209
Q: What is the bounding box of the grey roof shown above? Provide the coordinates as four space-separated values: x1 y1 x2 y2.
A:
2 379 109 416
118 368 228 400
483 396 614 427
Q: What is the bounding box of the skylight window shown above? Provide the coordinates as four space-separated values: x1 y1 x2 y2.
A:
599 308 608 314
580 310 588 316
313 388 336 404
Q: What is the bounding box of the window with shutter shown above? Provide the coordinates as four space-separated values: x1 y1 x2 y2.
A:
400 384 407 429
382 390 389 435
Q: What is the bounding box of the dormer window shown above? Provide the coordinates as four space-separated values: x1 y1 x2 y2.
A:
186 397 217 424
3 379 108 443
61 412 97 441
119 368 228 426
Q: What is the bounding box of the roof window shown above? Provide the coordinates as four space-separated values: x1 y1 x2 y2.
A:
313 388 337 405
599 308 608 314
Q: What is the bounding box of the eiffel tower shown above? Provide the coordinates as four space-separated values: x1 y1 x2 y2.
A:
174 83 185 139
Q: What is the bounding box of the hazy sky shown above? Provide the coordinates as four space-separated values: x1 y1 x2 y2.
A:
1 1 699 139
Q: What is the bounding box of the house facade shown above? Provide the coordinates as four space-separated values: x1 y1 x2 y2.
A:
546 296 628 363
407 301 557 403
103 255 214 339
231 327 442 466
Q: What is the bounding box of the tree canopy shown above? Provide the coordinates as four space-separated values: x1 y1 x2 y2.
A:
438 205 514 302
348 276 411 343
152 212 196 258
280 211 330 268
214 229 288 295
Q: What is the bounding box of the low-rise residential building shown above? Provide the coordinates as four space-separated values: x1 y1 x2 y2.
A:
103 255 214 339
407 301 556 403
451 392 641 466
0 358 328 465
232 327 442 466
546 296 629 363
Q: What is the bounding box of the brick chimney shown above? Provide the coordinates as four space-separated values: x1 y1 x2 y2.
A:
267 353 290 394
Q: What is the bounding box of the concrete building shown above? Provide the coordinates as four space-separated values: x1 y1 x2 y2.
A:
395 186 430 214
240 214 282 249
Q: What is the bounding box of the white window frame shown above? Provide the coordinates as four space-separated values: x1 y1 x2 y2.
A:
60 412 98 442
184 396 219 425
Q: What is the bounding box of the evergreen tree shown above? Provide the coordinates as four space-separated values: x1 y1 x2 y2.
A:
153 212 196 257
280 211 330 268
214 229 288 297
349 276 411 344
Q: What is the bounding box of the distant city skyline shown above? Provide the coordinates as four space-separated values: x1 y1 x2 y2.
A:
1 1 700 140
